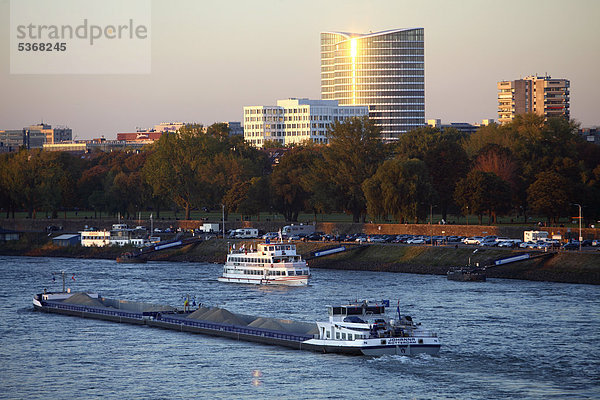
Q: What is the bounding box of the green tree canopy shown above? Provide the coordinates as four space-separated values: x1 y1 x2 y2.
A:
314 116 384 222
363 158 436 223
526 171 571 224
454 170 512 224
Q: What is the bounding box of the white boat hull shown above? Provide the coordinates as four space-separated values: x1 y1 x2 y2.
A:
304 337 440 356
217 275 309 286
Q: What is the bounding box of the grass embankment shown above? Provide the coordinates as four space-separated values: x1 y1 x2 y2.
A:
2 236 598 284
304 244 600 285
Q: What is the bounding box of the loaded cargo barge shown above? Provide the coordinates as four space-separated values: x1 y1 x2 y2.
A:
33 291 440 356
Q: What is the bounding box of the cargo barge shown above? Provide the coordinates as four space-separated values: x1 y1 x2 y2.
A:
33 291 440 356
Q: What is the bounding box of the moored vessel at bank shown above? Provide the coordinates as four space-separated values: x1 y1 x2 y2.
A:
218 242 310 286
447 268 486 282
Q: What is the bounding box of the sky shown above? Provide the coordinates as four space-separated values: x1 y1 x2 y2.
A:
1 0 599 139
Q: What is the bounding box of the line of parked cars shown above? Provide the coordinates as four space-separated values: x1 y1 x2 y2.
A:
257 230 599 250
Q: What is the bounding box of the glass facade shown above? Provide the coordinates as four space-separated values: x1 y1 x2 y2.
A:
321 29 425 140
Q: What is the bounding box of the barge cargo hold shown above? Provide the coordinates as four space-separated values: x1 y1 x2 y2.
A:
32 291 440 356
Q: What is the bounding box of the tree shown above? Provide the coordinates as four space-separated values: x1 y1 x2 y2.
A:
363 158 436 223
143 125 209 220
223 176 270 220
143 124 268 220
270 147 317 221
527 171 571 224
314 116 384 222
393 127 469 220
454 170 512 224
205 122 230 139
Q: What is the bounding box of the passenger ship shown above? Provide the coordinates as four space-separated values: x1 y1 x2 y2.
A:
218 242 310 286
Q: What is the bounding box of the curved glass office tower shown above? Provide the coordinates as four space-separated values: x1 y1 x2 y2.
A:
321 28 424 140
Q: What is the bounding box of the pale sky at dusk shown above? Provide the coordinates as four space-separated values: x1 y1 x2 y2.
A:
1 0 598 139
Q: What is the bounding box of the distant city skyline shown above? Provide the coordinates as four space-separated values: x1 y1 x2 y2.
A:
1 0 599 139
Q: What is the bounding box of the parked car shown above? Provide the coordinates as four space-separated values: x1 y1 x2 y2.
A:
497 241 515 248
562 242 579 250
368 235 387 243
407 237 426 244
464 236 483 245
262 232 279 240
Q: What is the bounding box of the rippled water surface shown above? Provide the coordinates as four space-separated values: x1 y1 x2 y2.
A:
1 256 599 399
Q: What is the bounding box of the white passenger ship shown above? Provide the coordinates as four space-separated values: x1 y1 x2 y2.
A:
303 300 440 356
218 242 310 286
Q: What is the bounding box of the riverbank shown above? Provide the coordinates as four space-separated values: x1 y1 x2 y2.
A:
1 236 598 285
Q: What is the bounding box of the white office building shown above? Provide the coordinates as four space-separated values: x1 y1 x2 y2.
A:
243 98 368 147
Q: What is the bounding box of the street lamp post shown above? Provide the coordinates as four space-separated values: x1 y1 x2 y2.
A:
573 203 582 251
222 204 225 239
430 205 437 246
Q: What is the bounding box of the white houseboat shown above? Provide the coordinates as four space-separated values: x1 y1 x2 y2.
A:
218 242 310 286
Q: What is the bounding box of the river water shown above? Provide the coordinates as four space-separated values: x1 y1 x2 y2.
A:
0 256 598 399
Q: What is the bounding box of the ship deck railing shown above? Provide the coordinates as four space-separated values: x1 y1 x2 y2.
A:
43 301 144 320
159 315 314 343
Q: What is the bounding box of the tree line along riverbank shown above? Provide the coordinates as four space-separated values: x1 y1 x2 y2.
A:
1 236 598 285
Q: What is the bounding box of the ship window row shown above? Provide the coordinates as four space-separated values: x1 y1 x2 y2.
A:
229 257 271 263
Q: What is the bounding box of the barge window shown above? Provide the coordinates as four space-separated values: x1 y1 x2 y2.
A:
342 333 346 340
326 331 331 338
348 334 353 341
347 307 363 315
336 332 340 340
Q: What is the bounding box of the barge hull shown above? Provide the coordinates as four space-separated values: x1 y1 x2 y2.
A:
33 294 440 357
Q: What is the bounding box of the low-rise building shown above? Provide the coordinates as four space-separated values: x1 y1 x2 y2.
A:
579 127 599 145
1 123 72 151
80 224 148 247
427 119 495 134
52 234 81 247
243 98 368 147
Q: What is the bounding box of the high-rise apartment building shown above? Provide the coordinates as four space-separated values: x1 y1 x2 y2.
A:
321 28 425 140
497 75 570 124
243 98 368 147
